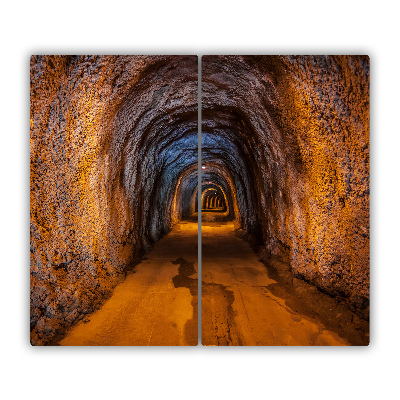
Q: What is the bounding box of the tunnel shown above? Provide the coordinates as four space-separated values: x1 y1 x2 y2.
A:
30 55 369 346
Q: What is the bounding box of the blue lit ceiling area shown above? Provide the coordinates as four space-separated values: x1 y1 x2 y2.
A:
103 56 199 251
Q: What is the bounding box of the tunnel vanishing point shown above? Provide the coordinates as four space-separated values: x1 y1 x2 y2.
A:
30 55 369 346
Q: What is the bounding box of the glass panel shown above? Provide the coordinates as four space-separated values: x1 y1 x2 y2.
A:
30 55 199 346
201 55 369 346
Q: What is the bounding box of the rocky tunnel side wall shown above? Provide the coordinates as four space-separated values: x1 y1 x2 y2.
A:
202 55 369 318
30 55 198 345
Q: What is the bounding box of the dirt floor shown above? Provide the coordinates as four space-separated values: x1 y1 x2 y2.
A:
59 221 198 346
201 212 369 346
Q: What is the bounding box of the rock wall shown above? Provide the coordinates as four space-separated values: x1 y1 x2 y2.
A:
30 55 198 345
202 55 369 317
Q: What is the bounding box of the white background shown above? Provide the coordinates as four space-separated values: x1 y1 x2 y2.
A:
1 1 398 399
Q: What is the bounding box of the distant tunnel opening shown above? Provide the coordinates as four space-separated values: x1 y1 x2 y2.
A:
202 188 226 211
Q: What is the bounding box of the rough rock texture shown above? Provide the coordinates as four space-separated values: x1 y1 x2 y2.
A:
202 55 369 318
30 55 198 345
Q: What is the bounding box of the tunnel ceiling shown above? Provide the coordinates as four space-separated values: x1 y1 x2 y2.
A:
30 55 369 345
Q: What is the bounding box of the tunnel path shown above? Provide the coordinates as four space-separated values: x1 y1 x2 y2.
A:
60 215 350 346
60 221 198 346
201 213 349 346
